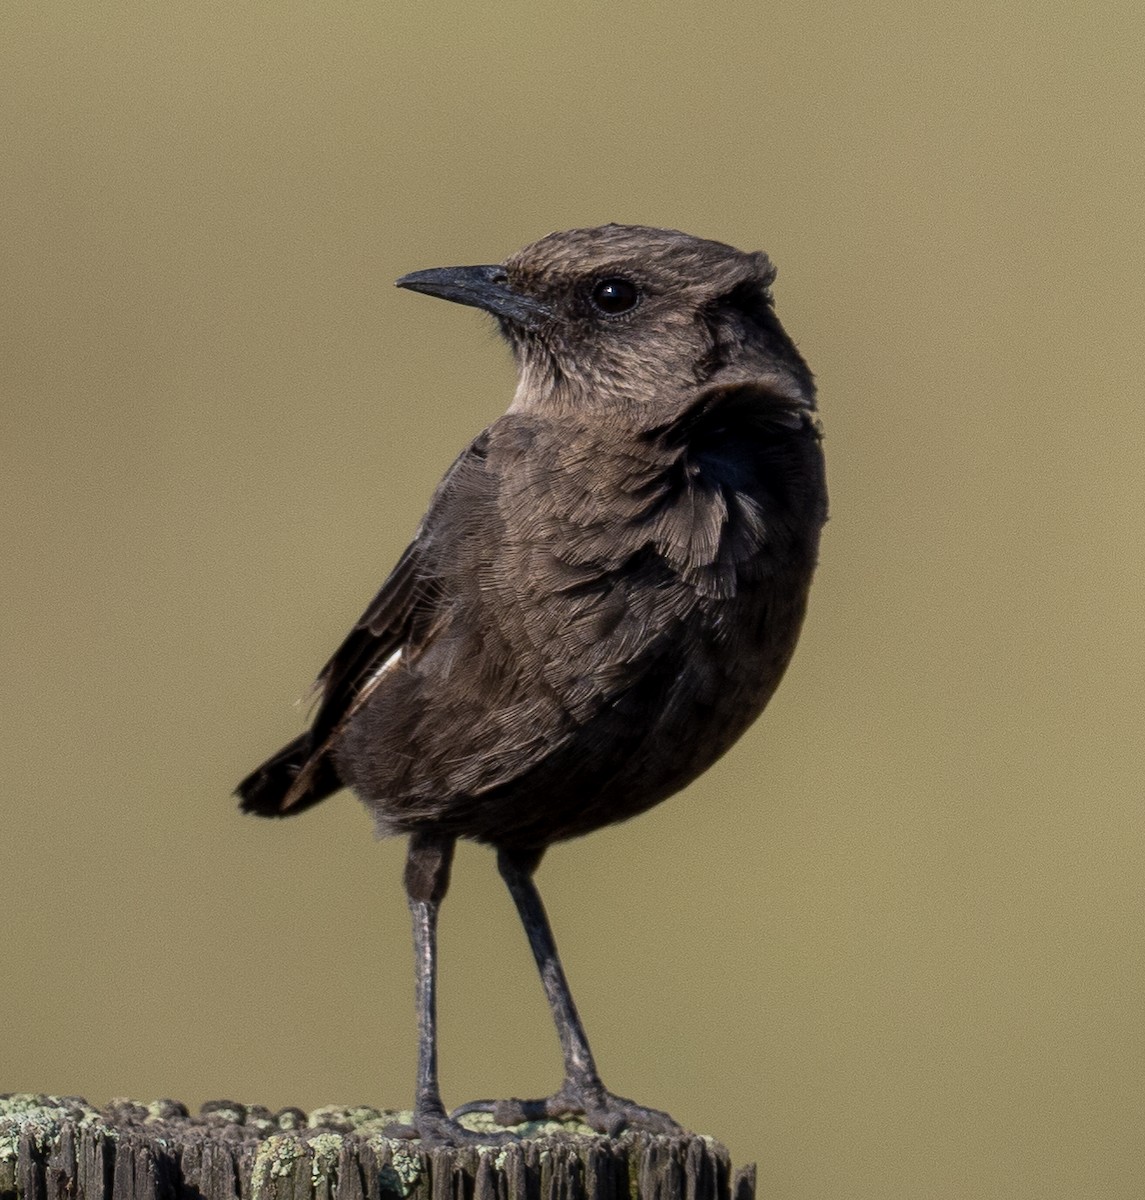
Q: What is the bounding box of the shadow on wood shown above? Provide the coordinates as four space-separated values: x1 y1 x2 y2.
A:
0 1097 755 1200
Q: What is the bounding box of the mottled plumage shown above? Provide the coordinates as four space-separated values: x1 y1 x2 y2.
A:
236 224 827 1144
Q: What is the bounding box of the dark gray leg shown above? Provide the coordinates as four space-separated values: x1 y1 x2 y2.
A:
452 846 683 1137
498 846 604 1092
390 832 513 1145
407 831 452 1121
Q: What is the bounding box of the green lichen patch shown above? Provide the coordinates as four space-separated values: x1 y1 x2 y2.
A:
307 1133 344 1185
380 1141 425 1198
0 1094 105 1197
251 1134 308 1200
307 1105 407 1136
0 1095 102 1160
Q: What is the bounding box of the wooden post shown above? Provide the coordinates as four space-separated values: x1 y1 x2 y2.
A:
0 1097 755 1200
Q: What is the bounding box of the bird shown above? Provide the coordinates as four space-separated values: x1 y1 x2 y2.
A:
236 223 828 1144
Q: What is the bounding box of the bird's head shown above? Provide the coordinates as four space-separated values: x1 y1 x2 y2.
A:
397 224 814 425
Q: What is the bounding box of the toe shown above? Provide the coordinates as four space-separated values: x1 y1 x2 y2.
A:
404 1111 517 1146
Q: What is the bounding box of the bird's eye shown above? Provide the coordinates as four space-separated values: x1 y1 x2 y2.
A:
590 277 641 316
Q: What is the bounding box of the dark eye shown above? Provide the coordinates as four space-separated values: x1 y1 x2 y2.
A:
590 277 641 315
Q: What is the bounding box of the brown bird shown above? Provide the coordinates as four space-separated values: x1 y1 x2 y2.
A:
237 224 827 1144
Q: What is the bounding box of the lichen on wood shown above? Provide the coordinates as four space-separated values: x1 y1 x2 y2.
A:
0 1096 754 1200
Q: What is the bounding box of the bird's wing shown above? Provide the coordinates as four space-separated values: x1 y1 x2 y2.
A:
296 434 491 774
305 538 427 748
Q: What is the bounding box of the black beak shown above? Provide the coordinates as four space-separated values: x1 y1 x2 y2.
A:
396 264 551 331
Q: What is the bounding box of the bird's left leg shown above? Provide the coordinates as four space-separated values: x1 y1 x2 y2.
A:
388 831 513 1145
451 845 683 1137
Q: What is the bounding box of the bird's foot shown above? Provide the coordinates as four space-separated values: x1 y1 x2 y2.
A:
384 1106 517 1146
452 1079 684 1138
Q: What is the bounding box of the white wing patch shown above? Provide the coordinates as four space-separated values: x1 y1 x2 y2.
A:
360 647 402 697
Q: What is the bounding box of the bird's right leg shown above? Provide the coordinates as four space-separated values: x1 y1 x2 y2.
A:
388 831 513 1145
452 846 683 1137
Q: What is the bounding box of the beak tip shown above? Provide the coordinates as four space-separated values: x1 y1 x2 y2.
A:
392 264 549 329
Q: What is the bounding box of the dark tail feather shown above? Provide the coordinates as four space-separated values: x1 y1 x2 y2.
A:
236 733 341 817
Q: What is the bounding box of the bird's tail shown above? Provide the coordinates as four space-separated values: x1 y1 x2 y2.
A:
235 733 341 817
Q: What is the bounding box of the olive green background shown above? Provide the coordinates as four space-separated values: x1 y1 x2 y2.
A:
3 3 1141 1197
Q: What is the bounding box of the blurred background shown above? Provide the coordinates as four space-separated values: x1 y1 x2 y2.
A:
2 3 1142 1198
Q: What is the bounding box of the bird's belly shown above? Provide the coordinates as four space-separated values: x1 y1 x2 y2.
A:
337 563 813 850
540 589 807 843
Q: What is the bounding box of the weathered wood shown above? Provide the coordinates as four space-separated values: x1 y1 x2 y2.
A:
0 1098 754 1200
